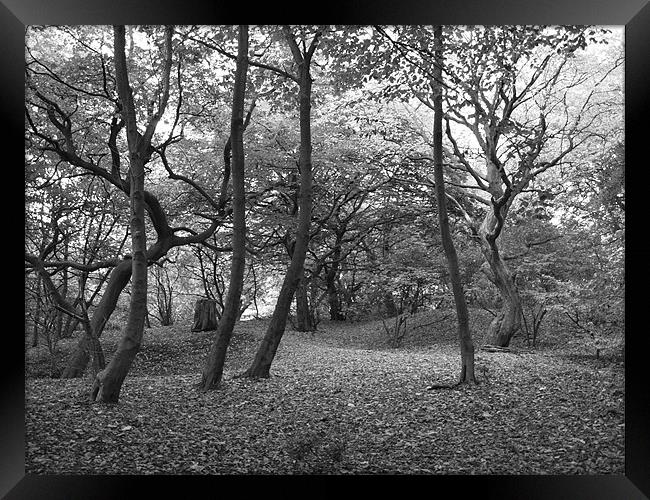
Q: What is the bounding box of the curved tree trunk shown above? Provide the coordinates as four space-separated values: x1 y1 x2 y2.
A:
61 259 132 378
91 24 173 403
25 254 106 377
477 185 522 347
479 233 522 347
91 162 148 402
200 25 249 391
241 28 319 379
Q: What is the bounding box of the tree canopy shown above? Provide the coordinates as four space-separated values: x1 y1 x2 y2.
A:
25 24 623 401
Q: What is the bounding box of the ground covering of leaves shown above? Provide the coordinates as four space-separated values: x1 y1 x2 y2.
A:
25 310 624 475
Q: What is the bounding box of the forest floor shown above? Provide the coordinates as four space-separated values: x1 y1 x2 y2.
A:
24 310 625 475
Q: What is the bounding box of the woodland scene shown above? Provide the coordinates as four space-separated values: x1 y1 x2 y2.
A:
24 24 624 475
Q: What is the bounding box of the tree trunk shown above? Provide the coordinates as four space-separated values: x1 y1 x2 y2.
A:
478 212 522 347
91 152 148 403
62 314 77 339
383 291 398 318
61 259 132 378
31 275 42 347
327 280 344 321
479 235 522 347
241 28 318 379
295 270 316 331
91 25 173 403
145 305 152 328
54 239 70 341
432 25 476 384
326 243 345 321
79 303 106 378
200 25 249 391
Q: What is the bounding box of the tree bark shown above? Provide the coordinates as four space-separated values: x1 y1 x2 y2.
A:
326 240 345 321
295 270 315 331
200 26 249 391
241 27 319 378
479 210 522 347
25 254 106 377
91 156 148 401
61 259 132 377
432 25 476 384
327 280 344 320
192 299 219 332
31 275 42 347
54 239 70 341
91 25 173 403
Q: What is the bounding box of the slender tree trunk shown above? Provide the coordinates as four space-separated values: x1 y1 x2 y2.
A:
200 25 249 391
55 239 70 341
61 259 132 377
241 28 318 378
91 157 148 402
432 25 476 384
91 25 173 403
79 302 105 377
309 275 321 325
25 254 106 376
54 310 64 342
31 275 42 347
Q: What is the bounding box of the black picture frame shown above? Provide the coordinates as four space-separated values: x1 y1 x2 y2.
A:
7 1 649 498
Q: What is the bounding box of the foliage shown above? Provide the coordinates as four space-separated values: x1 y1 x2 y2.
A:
23 22 624 412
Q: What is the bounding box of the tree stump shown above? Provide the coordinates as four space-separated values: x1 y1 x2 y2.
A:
192 299 218 332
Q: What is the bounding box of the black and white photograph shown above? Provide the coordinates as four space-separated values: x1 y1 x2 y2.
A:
19 18 640 490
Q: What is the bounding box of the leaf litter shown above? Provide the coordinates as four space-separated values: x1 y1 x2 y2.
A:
25 317 624 474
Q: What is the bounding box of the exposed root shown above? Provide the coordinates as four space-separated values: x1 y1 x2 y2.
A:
482 345 532 354
426 384 460 390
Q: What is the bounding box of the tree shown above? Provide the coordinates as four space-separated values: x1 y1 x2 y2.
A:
241 26 323 378
24 174 124 350
23 24 623 393
25 25 243 378
369 25 621 347
294 269 317 330
200 25 249 391
25 254 106 377
90 24 174 403
150 262 177 326
442 26 621 347
431 26 476 383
